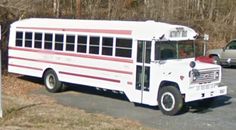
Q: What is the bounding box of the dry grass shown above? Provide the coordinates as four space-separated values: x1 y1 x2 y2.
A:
0 74 153 130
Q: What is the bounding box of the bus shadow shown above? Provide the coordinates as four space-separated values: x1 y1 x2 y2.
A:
19 75 159 110
19 75 44 85
183 96 232 114
50 82 233 112
64 83 130 101
19 75 128 102
19 75 230 114
65 84 159 110
223 66 236 69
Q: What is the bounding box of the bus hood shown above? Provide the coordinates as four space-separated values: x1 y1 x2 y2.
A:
159 58 220 72
157 58 221 85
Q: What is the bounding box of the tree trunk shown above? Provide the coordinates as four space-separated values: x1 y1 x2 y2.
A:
53 0 60 18
108 0 112 19
76 0 81 18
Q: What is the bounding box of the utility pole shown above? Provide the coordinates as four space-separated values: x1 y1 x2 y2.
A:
203 34 209 56
0 25 3 117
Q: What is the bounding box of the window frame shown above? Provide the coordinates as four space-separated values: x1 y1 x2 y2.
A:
54 34 64 51
227 41 236 50
15 31 23 47
102 37 113 56
115 38 132 58
66 34 76 52
44 33 53 50
77 35 88 53
24 32 33 48
89 36 100 54
34 32 43 49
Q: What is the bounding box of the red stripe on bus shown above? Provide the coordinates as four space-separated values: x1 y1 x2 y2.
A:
9 56 133 75
16 27 132 35
59 71 120 83
9 47 133 63
9 64 43 71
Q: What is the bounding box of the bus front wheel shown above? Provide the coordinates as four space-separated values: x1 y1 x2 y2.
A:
158 86 183 116
44 69 62 93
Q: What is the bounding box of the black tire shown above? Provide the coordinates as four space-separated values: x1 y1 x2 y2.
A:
44 69 62 93
212 56 220 65
158 86 183 116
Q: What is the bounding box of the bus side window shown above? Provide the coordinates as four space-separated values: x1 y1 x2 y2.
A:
44 33 53 50
16 31 23 47
89 36 100 54
66 35 75 52
102 37 113 56
77 35 87 53
34 33 42 49
55 34 64 51
25 32 32 48
115 38 132 58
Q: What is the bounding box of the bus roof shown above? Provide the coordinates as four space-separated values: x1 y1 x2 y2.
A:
11 18 197 41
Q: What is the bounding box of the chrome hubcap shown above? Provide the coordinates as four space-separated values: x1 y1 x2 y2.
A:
161 92 175 111
46 74 55 89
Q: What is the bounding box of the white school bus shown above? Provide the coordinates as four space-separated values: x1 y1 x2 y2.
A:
8 18 227 115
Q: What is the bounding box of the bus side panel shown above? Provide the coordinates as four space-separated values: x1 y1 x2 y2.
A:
8 47 134 92
57 55 134 92
8 49 44 78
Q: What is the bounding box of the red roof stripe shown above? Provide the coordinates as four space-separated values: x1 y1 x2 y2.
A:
16 27 132 35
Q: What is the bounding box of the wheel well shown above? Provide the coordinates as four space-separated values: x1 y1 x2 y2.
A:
209 54 218 58
42 68 54 78
158 81 180 94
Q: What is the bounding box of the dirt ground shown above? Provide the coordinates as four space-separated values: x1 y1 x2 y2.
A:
0 74 152 130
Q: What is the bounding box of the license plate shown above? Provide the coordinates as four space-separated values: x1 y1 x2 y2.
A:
196 84 214 91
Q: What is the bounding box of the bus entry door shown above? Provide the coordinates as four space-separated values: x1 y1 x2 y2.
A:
135 41 151 103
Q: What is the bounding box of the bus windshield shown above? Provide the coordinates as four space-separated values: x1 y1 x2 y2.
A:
155 40 195 60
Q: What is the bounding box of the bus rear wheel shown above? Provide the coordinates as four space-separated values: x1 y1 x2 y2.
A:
158 86 183 116
44 69 62 93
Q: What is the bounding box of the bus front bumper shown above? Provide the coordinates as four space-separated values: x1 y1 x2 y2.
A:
184 85 227 102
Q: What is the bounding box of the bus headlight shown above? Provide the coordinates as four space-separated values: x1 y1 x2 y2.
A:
190 69 200 83
192 69 200 77
215 71 219 80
